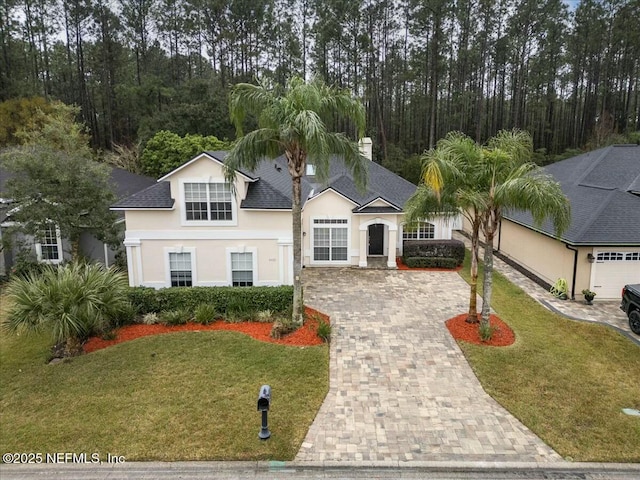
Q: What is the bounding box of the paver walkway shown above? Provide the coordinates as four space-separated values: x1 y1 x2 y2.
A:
296 268 563 463
451 232 635 340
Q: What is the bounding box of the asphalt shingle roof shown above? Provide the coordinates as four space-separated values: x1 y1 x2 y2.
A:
505 144 640 245
111 182 174 209
115 151 418 212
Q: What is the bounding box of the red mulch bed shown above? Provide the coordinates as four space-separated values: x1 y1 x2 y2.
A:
396 257 463 272
445 313 515 347
84 307 329 353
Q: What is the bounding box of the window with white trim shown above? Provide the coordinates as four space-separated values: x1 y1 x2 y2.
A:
169 252 193 287
596 252 624 261
184 182 233 221
313 219 348 262
231 252 253 286
37 223 62 262
625 252 640 261
403 222 435 240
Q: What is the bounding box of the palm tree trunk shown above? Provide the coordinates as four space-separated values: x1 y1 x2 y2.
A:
480 229 494 326
291 174 304 326
467 221 480 323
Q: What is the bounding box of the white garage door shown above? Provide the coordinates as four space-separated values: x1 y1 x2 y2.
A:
591 251 640 299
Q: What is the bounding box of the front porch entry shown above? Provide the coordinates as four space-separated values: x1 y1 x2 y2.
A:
358 219 398 269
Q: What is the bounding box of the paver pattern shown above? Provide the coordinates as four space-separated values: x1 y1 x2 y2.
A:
296 268 563 463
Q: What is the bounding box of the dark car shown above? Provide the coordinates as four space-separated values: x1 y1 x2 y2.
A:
621 284 640 335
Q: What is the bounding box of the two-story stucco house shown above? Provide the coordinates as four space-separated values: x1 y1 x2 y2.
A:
112 140 460 288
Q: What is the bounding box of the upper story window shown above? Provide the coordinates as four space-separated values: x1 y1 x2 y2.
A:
403 222 435 240
184 182 233 222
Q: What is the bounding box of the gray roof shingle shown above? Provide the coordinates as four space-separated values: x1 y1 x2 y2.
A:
114 151 418 212
111 182 174 209
505 145 640 245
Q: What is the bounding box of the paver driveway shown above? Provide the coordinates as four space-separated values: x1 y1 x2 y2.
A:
296 268 563 463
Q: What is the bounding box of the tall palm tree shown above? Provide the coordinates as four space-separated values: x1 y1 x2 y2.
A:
225 77 368 325
478 130 570 325
404 132 487 323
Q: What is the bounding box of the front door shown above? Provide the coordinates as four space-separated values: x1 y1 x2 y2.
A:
368 224 384 255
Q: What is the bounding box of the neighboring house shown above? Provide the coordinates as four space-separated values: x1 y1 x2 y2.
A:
0 165 156 276
489 144 640 300
112 140 462 288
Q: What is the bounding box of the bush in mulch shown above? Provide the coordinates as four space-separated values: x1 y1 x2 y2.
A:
84 307 329 353
445 313 515 346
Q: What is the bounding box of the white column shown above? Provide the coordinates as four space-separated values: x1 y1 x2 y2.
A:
123 238 141 286
387 228 397 268
359 229 367 267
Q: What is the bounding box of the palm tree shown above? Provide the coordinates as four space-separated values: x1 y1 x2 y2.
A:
404 132 487 323
405 130 570 326
477 130 570 325
224 77 368 325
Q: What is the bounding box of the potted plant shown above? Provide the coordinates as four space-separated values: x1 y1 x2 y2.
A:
582 288 596 305
550 278 569 300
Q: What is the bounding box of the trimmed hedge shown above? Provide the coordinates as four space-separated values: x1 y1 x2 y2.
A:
403 239 465 265
403 257 460 269
127 286 293 315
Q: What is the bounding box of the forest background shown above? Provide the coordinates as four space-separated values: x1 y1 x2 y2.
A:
1 0 639 180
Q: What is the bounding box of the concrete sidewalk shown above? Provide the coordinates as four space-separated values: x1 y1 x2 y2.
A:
2 460 640 480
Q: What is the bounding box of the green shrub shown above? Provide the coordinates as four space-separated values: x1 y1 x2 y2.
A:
4 263 131 344
316 321 332 343
160 308 192 326
478 322 498 342
403 257 460 269
224 296 257 322
402 239 465 265
9 249 49 279
194 304 218 324
127 286 293 315
111 303 138 327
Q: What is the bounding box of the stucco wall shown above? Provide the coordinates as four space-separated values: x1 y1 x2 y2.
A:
497 219 594 293
302 189 359 265
130 238 287 288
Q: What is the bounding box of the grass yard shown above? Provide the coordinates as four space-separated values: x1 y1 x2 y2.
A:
0 294 329 461
457 252 640 462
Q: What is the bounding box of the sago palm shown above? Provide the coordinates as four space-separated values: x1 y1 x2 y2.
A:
225 77 368 325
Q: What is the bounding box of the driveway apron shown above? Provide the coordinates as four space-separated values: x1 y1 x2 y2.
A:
296 268 563 463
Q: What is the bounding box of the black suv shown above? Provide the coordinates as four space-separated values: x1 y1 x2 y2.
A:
621 284 640 335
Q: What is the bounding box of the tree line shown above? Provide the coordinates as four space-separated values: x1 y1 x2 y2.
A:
2 0 639 171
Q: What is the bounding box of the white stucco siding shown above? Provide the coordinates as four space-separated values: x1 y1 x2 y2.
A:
302 190 359 266
129 238 288 288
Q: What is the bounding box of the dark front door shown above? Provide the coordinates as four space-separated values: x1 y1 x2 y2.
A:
368 224 384 255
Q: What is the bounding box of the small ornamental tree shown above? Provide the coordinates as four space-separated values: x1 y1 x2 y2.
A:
0 104 120 260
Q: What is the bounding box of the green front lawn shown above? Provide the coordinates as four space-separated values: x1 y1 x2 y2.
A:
457 252 640 462
0 298 328 461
